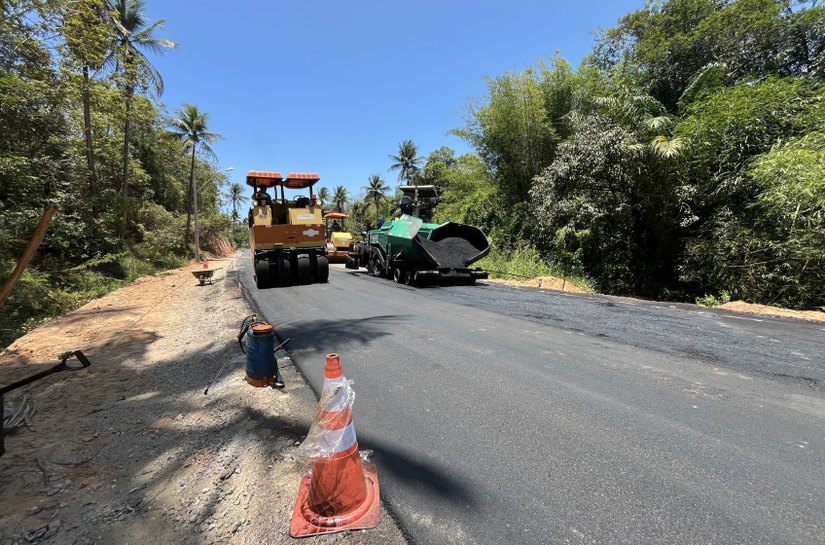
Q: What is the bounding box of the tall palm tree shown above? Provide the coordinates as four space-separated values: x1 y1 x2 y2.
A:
332 185 349 213
106 0 176 232
227 182 247 223
169 104 223 261
363 174 389 223
388 139 424 185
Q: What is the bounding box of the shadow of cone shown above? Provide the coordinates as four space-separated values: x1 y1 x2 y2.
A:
289 353 381 537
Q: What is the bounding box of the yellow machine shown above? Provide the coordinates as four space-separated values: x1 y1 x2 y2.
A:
247 171 328 288
323 212 353 262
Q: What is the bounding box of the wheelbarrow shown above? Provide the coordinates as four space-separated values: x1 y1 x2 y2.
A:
1 350 92 457
192 267 222 286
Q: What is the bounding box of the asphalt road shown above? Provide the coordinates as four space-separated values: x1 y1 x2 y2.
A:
238 254 825 545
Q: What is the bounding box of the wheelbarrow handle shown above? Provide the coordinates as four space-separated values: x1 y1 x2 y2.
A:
0 350 91 395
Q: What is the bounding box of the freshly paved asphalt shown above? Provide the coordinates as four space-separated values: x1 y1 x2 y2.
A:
238 255 825 545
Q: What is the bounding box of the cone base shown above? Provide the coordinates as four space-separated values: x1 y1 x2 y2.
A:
289 463 381 538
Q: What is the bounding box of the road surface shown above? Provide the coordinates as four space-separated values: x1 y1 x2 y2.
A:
237 255 825 545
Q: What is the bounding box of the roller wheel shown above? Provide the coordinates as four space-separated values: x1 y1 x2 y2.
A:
296 255 311 284
316 255 329 283
393 267 403 283
275 254 290 286
255 259 270 289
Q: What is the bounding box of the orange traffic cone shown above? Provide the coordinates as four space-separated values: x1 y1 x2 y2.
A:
289 353 380 537
202 260 209 269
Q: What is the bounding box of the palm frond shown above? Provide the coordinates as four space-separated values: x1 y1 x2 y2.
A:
650 135 685 159
642 115 673 132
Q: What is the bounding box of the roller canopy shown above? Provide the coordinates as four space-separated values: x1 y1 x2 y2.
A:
284 172 321 189
246 171 321 189
246 171 284 188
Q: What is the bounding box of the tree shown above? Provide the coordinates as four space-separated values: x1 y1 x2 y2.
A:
227 182 246 223
60 0 112 196
106 0 176 233
317 186 330 210
363 174 389 223
169 104 223 261
331 185 349 212
388 139 423 184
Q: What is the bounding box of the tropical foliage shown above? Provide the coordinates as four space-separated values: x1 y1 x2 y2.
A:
424 0 824 308
0 0 231 347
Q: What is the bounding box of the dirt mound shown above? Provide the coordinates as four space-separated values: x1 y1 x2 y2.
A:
486 275 590 293
719 301 825 322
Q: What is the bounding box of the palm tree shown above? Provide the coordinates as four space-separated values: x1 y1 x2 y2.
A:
388 139 424 185
317 186 330 210
363 174 389 223
106 0 176 232
332 185 349 212
227 183 247 223
169 104 223 261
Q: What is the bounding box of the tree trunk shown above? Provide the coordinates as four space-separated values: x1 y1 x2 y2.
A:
185 181 192 246
190 146 201 261
121 89 133 239
82 65 97 197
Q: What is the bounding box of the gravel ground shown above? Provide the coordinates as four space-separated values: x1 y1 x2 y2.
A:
0 255 406 545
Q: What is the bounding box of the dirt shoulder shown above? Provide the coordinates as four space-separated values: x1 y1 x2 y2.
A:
0 255 407 545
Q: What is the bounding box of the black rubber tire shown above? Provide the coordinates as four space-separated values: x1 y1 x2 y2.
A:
275 254 290 286
316 255 329 282
296 255 311 284
403 269 413 286
365 257 375 275
371 259 384 277
255 259 270 289
393 267 403 283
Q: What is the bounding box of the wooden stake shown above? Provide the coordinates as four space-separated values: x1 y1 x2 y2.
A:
0 206 57 309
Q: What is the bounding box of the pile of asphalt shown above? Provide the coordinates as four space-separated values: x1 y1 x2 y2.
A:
417 236 478 269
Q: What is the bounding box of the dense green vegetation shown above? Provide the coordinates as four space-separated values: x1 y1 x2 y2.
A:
345 0 823 309
0 0 232 347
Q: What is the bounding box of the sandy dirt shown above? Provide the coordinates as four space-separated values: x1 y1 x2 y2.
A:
0 255 407 545
485 275 589 293
718 300 825 322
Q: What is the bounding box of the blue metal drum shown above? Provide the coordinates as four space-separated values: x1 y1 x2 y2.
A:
245 323 276 386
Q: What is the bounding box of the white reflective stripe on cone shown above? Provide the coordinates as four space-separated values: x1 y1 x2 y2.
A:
318 422 357 454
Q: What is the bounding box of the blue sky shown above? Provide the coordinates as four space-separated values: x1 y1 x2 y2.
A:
145 1 643 203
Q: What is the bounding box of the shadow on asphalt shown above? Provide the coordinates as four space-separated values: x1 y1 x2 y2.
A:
360 437 478 508
277 315 410 352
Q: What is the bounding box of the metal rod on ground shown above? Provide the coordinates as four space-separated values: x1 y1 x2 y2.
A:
0 205 57 309
204 338 291 395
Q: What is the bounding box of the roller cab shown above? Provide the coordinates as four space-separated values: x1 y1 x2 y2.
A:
323 211 353 262
247 171 329 288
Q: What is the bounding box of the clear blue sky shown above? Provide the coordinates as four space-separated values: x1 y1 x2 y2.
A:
145 0 643 203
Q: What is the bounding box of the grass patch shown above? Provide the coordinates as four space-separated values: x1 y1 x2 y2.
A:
477 246 594 291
